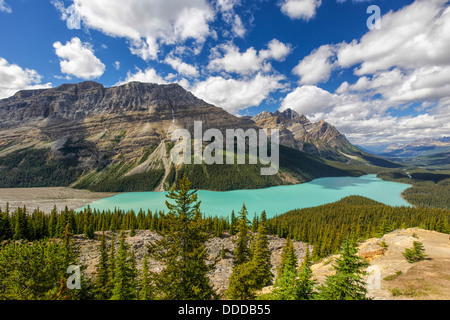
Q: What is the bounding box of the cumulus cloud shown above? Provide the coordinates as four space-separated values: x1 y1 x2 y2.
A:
192 73 285 114
279 0 322 21
280 0 450 146
280 85 336 114
215 0 246 37
53 37 105 80
292 45 336 85
51 1 81 29
0 0 11 13
164 56 199 77
64 0 215 60
207 39 291 75
0 58 52 99
336 0 450 75
116 67 168 86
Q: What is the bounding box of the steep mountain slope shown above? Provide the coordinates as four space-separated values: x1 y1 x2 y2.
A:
0 81 372 192
252 109 401 168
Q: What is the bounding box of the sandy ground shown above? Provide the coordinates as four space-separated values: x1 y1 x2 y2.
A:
311 227 450 300
0 187 117 213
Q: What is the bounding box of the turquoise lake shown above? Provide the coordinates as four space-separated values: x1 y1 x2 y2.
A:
80 174 412 218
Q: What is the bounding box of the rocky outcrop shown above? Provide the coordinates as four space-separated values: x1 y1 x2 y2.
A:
252 109 364 162
75 230 310 298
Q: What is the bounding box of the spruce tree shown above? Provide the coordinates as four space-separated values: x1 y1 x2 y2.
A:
317 239 368 300
276 237 297 280
232 204 250 267
296 247 316 300
138 255 154 300
149 174 215 300
94 231 110 299
110 231 137 300
252 211 273 288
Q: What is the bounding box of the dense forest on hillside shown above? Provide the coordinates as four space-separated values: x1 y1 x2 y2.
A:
377 169 450 209
267 196 450 259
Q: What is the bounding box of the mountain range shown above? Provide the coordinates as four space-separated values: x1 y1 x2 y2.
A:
0 81 400 192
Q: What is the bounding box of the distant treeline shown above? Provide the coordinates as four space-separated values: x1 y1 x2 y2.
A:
0 204 229 242
267 196 450 259
377 170 450 209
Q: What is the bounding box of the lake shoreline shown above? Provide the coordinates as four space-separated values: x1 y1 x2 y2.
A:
0 187 117 213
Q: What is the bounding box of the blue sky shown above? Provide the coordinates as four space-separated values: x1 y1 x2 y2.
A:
0 0 449 148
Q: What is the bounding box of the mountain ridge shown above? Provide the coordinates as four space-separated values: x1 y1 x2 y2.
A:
0 81 397 192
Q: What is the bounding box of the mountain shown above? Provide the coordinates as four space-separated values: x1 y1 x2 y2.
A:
380 137 450 158
377 137 450 169
252 109 401 168
0 81 388 192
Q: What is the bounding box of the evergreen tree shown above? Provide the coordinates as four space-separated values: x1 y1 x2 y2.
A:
403 241 427 263
229 210 237 236
226 260 259 300
94 231 111 299
138 255 154 300
276 237 297 280
13 207 28 240
232 204 250 267
110 231 137 300
296 247 316 300
149 174 215 300
317 239 368 300
252 211 273 288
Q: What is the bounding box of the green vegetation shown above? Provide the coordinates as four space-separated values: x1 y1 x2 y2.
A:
317 239 368 300
403 241 427 263
0 148 81 187
267 196 450 259
383 271 402 281
377 169 450 209
1 173 449 301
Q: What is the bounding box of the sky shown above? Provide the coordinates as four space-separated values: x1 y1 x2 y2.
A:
0 0 449 149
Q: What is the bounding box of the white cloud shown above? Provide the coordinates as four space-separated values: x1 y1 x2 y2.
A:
292 45 336 85
116 67 168 86
280 85 336 114
279 0 322 21
192 73 285 114
259 39 292 62
216 0 246 38
336 0 450 74
113 61 120 71
208 39 291 75
66 0 215 60
53 37 105 80
0 58 52 99
164 56 199 77
51 1 81 29
0 0 11 13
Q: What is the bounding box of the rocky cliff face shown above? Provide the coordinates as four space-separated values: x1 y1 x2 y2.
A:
252 109 363 162
0 81 255 187
0 81 375 191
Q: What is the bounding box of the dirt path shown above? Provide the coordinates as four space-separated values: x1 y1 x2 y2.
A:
0 187 117 213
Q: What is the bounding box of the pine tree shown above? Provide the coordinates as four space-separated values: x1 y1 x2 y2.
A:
296 247 316 300
226 260 259 300
403 241 427 263
317 239 368 300
149 174 215 300
276 237 297 280
232 204 250 267
13 207 28 240
110 231 137 300
138 255 154 300
230 210 237 236
94 231 110 299
252 211 273 288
